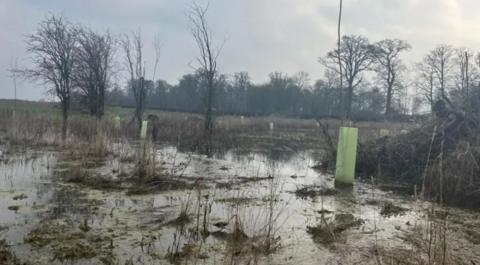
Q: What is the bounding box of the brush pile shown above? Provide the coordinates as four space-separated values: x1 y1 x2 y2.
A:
356 98 480 207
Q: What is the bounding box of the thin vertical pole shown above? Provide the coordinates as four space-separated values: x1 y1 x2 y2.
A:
465 51 469 98
13 71 17 114
337 0 344 121
11 58 18 136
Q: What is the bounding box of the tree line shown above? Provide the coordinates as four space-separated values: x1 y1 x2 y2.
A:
104 36 480 122
105 70 387 120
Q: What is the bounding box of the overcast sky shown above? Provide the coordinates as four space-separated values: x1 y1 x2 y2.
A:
1 0 480 100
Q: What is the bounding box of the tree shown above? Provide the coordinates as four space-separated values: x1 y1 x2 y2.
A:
320 35 375 119
310 70 341 117
424 45 455 101
121 32 160 132
188 2 223 154
149 80 173 109
453 48 477 99
106 84 130 107
292 71 311 90
231 72 251 113
74 27 115 119
415 61 436 112
175 72 203 112
214 74 231 113
20 15 77 141
267 72 301 115
352 85 385 120
372 39 411 117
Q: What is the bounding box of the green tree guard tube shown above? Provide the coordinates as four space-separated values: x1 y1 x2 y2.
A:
114 116 121 129
335 127 358 185
140 120 148 140
380 129 390 137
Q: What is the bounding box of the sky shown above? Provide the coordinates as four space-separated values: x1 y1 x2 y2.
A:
1 0 480 101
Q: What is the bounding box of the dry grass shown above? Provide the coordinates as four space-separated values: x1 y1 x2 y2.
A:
380 208 466 265
222 178 285 265
0 107 411 154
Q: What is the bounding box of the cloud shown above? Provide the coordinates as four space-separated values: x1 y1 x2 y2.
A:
1 0 480 100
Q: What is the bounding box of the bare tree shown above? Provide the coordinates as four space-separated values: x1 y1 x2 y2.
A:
19 15 77 141
232 72 251 91
415 61 436 113
74 27 115 119
454 48 477 98
320 35 375 120
423 45 455 101
121 31 160 132
293 71 311 90
188 2 223 154
372 39 411 117
232 72 251 112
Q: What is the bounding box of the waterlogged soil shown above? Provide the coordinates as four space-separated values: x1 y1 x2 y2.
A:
1 145 480 264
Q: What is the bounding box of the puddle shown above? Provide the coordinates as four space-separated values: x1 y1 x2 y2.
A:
1 145 480 264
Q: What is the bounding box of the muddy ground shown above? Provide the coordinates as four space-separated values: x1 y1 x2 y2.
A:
1 136 480 264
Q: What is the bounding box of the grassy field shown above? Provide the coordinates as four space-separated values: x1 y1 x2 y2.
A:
0 99 243 121
0 99 60 116
0 99 149 118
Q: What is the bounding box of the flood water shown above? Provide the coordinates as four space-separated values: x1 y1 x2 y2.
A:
1 145 480 264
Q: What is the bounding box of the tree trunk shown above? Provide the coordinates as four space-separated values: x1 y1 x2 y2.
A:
345 81 354 120
465 52 469 98
135 78 145 134
61 101 68 142
204 74 215 155
136 106 142 133
429 73 434 113
89 94 96 117
98 85 105 119
385 83 393 117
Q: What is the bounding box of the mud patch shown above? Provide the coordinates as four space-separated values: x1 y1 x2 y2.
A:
165 212 191 227
65 172 126 191
0 239 22 265
166 242 209 264
126 177 198 195
380 201 408 217
215 197 255 205
24 219 115 263
7 206 20 212
294 185 337 200
12 194 27 200
52 242 97 262
307 213 364 245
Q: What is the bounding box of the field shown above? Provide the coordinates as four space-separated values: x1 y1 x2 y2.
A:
0 99 194 119
1 99 479 265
